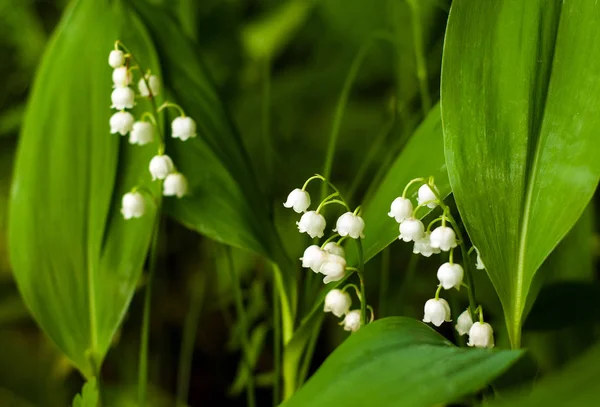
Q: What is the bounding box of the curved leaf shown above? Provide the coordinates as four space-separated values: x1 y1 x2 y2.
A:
358 104 449 263
283 317 522 407
441 0 600 347
131 1 290 269
9 0 160 377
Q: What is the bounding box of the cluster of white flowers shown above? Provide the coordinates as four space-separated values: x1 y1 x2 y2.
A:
109 45 196 220
284 175 371 332
389 178 494 348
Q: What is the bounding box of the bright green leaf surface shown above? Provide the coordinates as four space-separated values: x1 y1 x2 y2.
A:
282 317 522 407
9 0 160 377
441 0 600 347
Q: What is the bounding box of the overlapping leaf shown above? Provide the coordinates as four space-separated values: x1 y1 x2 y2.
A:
283 317 522 407
9 0 161 377
441 0 600 347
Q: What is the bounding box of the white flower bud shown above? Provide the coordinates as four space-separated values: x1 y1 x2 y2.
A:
323 242 345 257
423 298 451 327
129 121 155 145
437 262 464 290
456 309 474 336
112 67 132 88
138 74 160 97
109 50 125 68
163 173 188 198
342 310 362 332
388 197 413 223
324 289 352 317
171 116 197 141
121 192 145 219
283 188 311 213
399 218 425 242
149 154 175 180
468 322 495 348
319 253 346 284
429 226 457 252
109 111 134 135
417 184 439 208
334 212 365 239
300 245 327 273
474 246 486 270
296 211 326 238
412 232 441 257
111 87 135 110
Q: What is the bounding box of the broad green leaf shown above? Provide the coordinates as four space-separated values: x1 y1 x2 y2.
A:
71 379 98 407
283 317 522 407
358 104 449 263
9 0 160 377
132 1 290 269
486 340 600 407
441 0 600 347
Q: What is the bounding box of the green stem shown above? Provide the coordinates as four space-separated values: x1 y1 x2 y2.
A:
378 248 390 317
137 206 162 406
426 183 479 315
297 315 323 387
176 273 206 407
346 115 395 201
225 247 256 407
407 0 432 116
262 57 273 196
356 240 367 325
320 32 394 200
272 273 281 406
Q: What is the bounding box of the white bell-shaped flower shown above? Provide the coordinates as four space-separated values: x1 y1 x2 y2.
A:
283 188 311 213
138 74 160 97
319 254 346 284
163 173 188 198
121 192 145 219
129 121 155 145
474 246 486 270
388 197 413 223
323 242 345 257
417 184 439 208
342 310 362 332
468 322 495 348
423 298 451 327
456 309 474 336
109 111 134 135
149 154 175 180
412 232 441 257
324 289 352 317
112 67 132 88
334 212 365 239
109 50 125 68
437 262 464 290
111 87 135 110
430 226 457 252
300 245 327 273
171 116 197 141
399 218 425 242
296 211 326 238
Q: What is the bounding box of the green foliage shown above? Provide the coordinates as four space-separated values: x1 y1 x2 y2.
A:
71 379 98 407
283 317 522 407
8 0 161 377
441 0 600 348
486 340 600 406
357 104 449 264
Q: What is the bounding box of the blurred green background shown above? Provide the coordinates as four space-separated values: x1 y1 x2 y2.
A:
0 0 598 406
